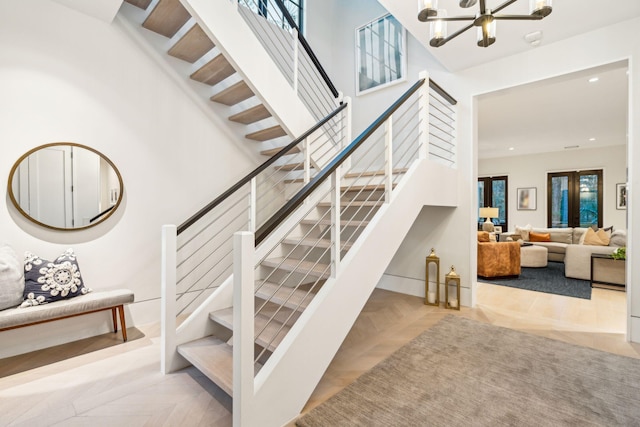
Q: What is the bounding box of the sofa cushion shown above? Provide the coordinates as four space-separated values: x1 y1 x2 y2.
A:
21 249 92 308
609 230 627 247
529 232 551 242
565 245 619 280
574 228 589 244
530 241 568 255
0 244 24 311
531 228 573 245
515 224 533 241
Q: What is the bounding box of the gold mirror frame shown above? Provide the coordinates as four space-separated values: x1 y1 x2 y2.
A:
7 142 124 231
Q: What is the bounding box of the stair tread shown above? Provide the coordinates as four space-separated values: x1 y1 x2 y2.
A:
341 184 396 192
317 200 383 207
229 104 272 124
300 218 370 227
210 308 291 352
168 24 215 63
255 281 313 311
262 258 330 280
275 162 306 171
343 168 408 178
124 0 152 9
177 336 233 396
282 237 353 250
142 0 191 38
246 125 287 141
210 81 254 106
261 145 301 157
191 54 236 86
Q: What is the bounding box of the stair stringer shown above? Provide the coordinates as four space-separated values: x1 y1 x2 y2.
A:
246 158 459 427
181 0 322 139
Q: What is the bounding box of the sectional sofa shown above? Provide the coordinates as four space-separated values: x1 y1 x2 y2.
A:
502 227 626 280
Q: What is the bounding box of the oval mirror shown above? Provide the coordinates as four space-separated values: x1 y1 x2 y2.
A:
7 143 124 231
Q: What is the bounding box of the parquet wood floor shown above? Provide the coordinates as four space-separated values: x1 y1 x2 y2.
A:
1 283 637 426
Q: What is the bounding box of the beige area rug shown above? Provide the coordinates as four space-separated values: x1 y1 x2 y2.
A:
296 316 640 426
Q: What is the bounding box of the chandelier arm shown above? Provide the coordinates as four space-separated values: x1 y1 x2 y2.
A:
493 14 544 20
492 0 519 14
425 16 475 22
479 0 486 14
437 22 475 46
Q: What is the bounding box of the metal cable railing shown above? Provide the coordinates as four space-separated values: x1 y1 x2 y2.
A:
237 0 339 120
245 75 457 365
173 103 348 316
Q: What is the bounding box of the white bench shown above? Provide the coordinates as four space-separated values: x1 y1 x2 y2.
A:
0 289 135 341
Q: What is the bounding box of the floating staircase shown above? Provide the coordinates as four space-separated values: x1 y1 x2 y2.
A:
123 0 294 159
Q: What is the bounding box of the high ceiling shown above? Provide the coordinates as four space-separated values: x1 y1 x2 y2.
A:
379 0 639 160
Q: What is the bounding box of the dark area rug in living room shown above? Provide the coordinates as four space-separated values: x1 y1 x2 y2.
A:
478 261 591 299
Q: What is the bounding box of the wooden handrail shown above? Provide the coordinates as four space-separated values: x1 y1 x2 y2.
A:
177 103 348 235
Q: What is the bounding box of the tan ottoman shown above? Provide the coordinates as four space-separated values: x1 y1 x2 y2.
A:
520 245 548 267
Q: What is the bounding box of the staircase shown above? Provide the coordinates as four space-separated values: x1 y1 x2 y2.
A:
120 0 333 168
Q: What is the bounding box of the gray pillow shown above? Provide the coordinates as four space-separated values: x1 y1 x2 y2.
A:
21 249 91 308
0 244 25 310
609 230 627 247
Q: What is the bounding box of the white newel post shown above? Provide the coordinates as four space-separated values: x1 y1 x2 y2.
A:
161 225 177 375
233 232 255 427
331 169 341 277
418 70 429 160
384 117 393 203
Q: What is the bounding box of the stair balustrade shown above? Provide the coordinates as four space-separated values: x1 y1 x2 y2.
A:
236 0 340 120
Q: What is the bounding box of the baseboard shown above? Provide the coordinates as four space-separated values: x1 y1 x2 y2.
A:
377 274 471 307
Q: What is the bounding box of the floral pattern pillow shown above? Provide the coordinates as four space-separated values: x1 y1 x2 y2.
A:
20 249 92 308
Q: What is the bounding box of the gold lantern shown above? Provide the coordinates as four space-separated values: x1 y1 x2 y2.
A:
444 265 461 310
425 248 440 306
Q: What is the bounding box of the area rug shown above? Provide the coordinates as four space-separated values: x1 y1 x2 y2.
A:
296 315 640 427
478 261 591 299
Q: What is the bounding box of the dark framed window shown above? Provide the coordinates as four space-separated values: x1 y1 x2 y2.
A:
250 0 304 32
478 176 508 231
547 170 603 228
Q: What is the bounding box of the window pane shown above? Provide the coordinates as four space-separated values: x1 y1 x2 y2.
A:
551 176 569 227
492 180 506 225
579 174 599 227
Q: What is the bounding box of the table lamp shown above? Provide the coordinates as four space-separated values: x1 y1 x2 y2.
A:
479 207 499 232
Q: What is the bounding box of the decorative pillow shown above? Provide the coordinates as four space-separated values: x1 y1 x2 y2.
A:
0 244 25 310
609 230 627 247
489 232 497 243
596 228 611 245
582 228 607 246
477 231 490 242
20 249 91 308
515 224 533 241
529 232 551 242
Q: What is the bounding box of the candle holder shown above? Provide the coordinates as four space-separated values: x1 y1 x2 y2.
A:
445 265 461 310
425 248 440 306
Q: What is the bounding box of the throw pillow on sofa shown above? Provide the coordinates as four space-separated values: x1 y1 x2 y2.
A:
0 243 25 310
582 228 609 246
529 232 551 242
477 231 490 242
515 224 533 241
21 249 92 308
610 230 627 247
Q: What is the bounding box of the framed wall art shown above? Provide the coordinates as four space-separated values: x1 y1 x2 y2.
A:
517 187 537 210
616 183 627 210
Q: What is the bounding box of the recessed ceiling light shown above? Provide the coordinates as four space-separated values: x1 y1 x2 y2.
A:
589 77 599 83
589 137 596 141
508 147 515 151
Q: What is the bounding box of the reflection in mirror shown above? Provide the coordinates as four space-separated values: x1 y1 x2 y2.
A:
8 143 123 231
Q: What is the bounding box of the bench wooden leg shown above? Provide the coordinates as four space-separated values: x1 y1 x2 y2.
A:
111 307 118 333
117 305 128 342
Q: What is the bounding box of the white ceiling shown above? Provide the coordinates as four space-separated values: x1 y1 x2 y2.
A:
379 0 638 159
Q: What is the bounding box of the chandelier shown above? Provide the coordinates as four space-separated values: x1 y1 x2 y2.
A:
418 0 553 48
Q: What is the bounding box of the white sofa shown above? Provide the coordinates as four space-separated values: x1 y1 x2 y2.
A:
502 227 625 280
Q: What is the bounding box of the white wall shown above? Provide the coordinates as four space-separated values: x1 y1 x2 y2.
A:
479 145 628 231
0 0 255 357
